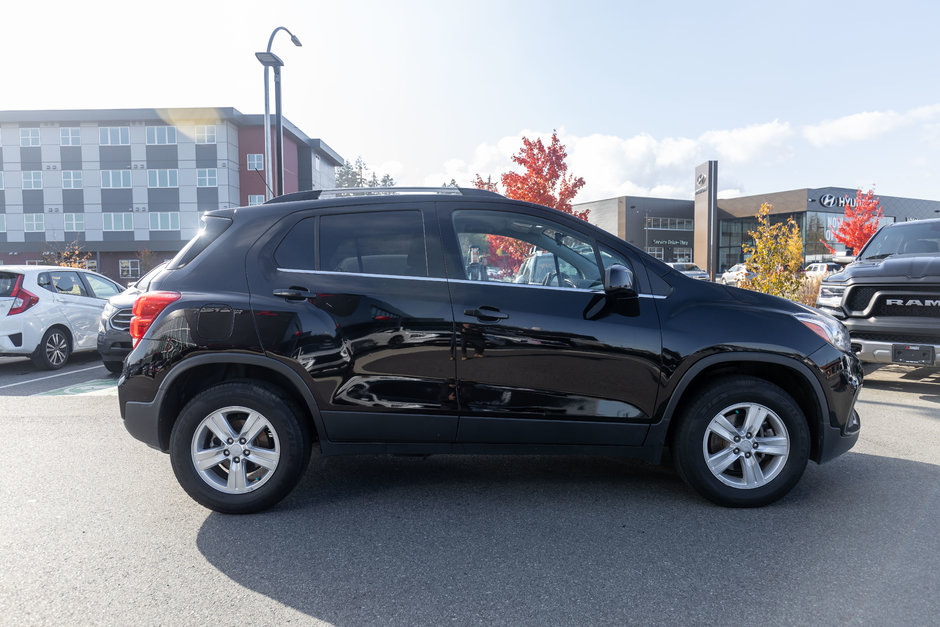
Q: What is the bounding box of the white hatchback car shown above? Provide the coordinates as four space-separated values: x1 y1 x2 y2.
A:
0 265 124 369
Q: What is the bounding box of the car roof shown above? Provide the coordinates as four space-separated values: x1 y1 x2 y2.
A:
0 265 94 273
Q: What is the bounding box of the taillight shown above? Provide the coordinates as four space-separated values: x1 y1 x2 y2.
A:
7 275 39 316
130 291 181 347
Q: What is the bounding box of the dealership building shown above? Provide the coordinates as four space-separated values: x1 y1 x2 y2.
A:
576 161 940 276
0 107 342 281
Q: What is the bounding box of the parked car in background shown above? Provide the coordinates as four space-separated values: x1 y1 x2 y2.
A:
98 262 168 374
667 262 709 280
804 262 843 277
119 187 861 514
0 265 124 369
718 263 752 286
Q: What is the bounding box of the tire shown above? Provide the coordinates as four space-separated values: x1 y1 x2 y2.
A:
31 327 71 370
672 376 810 507
103 360 124 374
169 382 312 514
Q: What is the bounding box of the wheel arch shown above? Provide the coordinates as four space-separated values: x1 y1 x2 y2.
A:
649 353 829 463
151 353 324 452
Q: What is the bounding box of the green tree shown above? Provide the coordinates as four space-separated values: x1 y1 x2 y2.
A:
740 203 805 299
334 160 359 188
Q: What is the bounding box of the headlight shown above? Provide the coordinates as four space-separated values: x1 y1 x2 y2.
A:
816 283 846 309
795 312 851 352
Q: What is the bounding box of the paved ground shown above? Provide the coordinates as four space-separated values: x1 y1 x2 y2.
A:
0 365 937 625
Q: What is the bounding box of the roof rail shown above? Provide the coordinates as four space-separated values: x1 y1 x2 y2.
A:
264 186 503 204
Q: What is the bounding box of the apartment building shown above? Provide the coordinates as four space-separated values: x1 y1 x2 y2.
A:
0 107 342 281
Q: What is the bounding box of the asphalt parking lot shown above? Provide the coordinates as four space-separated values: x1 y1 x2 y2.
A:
0 364 937 625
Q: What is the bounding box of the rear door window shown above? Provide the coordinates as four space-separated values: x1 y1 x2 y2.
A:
319 210 427 277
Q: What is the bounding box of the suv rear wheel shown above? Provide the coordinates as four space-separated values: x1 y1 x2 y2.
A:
673 376 810 507
169 382 312 514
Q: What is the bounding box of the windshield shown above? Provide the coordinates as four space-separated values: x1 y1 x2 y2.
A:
858 221 940 260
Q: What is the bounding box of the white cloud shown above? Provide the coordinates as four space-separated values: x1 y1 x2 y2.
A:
699 120 793 162
803 110 904 146
419 103 940 203
802 104 940 147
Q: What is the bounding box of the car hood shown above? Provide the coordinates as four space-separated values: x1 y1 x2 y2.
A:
825 254 940 283
107 287 142 309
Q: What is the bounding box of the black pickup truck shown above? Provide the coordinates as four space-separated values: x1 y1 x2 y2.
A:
817 218 940 371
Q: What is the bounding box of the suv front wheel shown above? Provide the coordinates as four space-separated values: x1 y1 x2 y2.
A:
169 382 312 514
673 376 810 507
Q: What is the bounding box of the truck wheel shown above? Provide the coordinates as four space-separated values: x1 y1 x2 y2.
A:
170 382 311 514
673 376 810 507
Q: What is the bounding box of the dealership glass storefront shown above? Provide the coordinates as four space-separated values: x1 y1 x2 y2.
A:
716 210 898 272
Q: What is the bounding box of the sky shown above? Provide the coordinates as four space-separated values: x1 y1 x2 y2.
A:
4 0 940 203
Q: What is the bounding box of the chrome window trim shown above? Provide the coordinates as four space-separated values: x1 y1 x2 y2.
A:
275 268 665 298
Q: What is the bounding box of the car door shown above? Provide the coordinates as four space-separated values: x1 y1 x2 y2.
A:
246 202 459 444
439 203 663 447
39 270 107 349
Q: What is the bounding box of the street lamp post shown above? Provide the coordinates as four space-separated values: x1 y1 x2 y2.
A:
256 27 301 199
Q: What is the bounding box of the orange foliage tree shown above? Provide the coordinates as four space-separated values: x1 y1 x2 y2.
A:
473 131 586 275
822 188 883 255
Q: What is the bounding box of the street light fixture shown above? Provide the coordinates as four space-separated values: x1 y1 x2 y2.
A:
256 27 302 199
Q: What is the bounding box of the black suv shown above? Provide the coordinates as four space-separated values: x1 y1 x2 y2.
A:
119 188 862 513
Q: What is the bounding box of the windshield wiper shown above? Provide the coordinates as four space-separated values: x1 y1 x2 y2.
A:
863 253 894 260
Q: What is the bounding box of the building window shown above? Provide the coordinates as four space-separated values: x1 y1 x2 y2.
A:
62 171 83 189
24 214 45 232
0 214 5 232
197 168 217 187
0 172 4 189
195 125 216 144
101 170 132 188
102 212 134 231
147 169 179 188
647 217 694 231
248 194 265 206
646 246 664 260
60 128 81 146
23 171 43 189
83 259 98 272
149 212 180 231
674 247 692 263
315 155 321 171
247 154 264 170
146 126 177 145
64 213 85 231
99 127 130 145
25 260 44 266
20 128 41 147
119 259 140 279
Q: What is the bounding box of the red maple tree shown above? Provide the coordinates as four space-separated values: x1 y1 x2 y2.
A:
822 188 884 255
473 131 587 275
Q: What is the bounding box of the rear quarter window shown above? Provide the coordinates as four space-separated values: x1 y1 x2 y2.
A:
0 272 20 297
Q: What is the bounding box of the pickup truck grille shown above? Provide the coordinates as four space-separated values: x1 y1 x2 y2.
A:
846 285 940 317
109 308 133 331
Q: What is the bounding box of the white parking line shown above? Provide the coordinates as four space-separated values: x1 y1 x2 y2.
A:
0 364 105 390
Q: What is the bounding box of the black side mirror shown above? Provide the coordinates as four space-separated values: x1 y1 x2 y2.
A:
604 264 635 295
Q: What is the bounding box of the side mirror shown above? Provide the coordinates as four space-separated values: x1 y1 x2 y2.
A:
604 264 635 295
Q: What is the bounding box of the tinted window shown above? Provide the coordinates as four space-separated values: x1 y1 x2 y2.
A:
319 210 427 277
169 215 232 269
275 217 316 270
452 210 607 290
0 272 19 297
